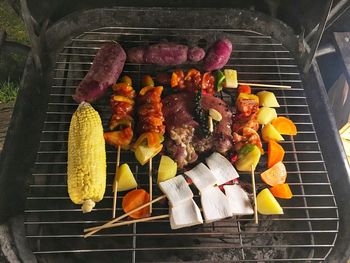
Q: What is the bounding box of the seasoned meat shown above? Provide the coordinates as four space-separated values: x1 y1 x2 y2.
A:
162 92 233 167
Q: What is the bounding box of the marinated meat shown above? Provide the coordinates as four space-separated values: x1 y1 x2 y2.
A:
162 92 233 167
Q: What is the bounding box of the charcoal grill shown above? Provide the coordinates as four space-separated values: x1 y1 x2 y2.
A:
1 6 349 263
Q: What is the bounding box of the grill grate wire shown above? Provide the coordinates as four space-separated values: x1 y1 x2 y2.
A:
24 27 338 262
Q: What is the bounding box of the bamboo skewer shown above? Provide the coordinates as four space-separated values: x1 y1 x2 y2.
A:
237 82 291 89
112 146 121 219
89 214 170 232
84 195 166 237
149 158 153 214
251 165 258 224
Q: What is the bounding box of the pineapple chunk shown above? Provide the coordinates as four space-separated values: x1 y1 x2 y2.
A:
257 91 280 107
116 164 137 192
262 123 284 142
257 107 277 125
135 144 163 165
235 145 261 172
257 188 284 215
157 155 177 184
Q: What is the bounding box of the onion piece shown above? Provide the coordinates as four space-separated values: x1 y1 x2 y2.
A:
224 184 254 215
184 163 217 192
206 152 239 185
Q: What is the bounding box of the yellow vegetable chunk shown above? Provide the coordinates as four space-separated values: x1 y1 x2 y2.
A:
257 91 280 107
135 144 163 165
223 69 238 88
257 107 277 125
235 145 261 172
116 164 137 192
257 188 284 215
157 155 177 184
262 123 284 142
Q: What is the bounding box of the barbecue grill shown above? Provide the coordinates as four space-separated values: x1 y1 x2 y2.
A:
0 4 349 263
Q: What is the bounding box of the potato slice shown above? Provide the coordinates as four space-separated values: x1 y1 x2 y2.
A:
157 155 177 184
262 123 284 142
257 91 280 107
257 188 284 215
116 164 137 192
257 107 277 125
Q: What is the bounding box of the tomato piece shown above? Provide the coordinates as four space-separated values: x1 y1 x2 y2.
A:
238 85 252 94
202 72 215 95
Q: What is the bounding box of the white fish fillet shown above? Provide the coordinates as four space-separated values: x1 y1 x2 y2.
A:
184 163 217 192
170 199 203 229
201 186 233 223
159 175 193 206
224 184 254 215
206 152 239 185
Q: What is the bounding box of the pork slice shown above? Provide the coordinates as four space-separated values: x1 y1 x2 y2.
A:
162 92 198 131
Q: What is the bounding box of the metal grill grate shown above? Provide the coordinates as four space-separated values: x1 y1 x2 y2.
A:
24 27 339 262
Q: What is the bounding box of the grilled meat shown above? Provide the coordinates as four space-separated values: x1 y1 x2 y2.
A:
162 92 233 167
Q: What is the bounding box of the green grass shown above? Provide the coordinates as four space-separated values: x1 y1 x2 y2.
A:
0 79 19 103
0 0 29 44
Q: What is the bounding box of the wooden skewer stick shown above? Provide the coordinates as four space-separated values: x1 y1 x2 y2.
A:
112 145 121 218
238 82 291 89
84 195 166 237
89 214 170 233
149 158 153 214
251 165 258 224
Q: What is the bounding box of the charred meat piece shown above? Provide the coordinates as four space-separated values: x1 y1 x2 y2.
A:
233 127 263 152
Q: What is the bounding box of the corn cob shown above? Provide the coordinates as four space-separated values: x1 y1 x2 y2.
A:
67 102 106 213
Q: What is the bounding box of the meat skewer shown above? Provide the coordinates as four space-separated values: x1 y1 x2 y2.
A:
104 76 136 218
134 75 165 214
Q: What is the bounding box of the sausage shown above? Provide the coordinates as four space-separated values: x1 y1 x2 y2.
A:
73 42 126 103
127 47 145 64
144 43 188 66
126 43 205 66
187 47 206 62
203 38 233 71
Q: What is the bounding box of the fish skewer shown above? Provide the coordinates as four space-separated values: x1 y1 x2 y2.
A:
104 76 136 218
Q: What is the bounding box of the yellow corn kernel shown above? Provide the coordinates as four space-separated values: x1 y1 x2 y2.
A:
67 102 106 213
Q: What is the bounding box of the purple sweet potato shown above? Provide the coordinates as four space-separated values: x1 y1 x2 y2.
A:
127 47 145 63
187 47 206 62
143 43 188 66
203 38 233 71
73 42 126 103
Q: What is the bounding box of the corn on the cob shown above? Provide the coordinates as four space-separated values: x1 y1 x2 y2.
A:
67 102 106 213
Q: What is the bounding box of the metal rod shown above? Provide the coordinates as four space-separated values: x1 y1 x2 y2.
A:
303 0 334 73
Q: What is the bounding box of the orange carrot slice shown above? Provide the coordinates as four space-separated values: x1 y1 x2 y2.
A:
271 117 297 135
122 189 150 219
261 162 287 186
270 183 293 199
267 140 285 168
